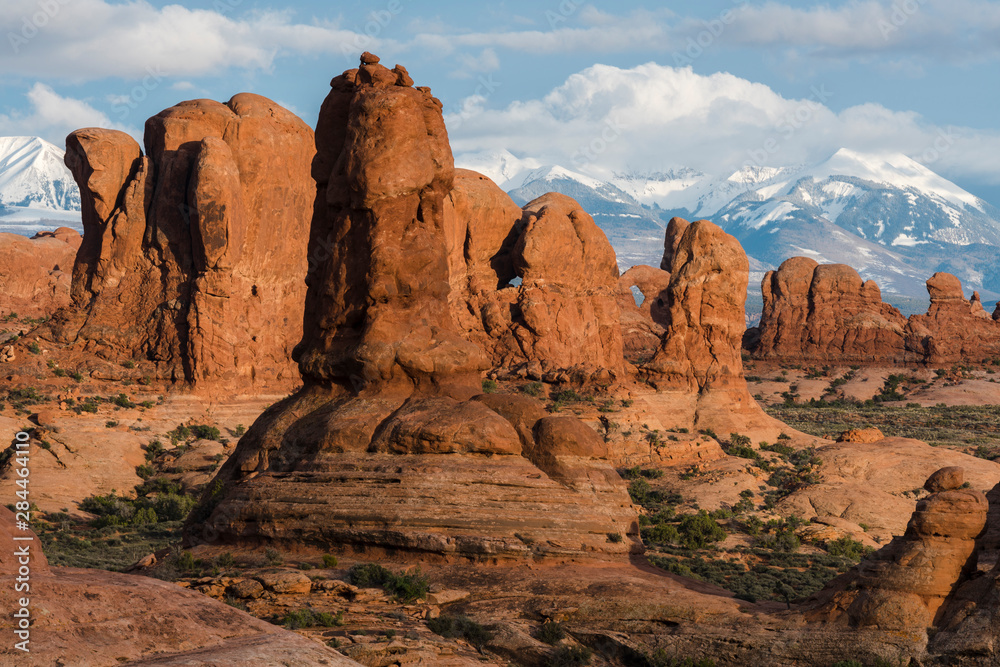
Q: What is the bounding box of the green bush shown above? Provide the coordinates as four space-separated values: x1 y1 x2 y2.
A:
190 424 222 441
322 554 339 568
521 381 544 396
348 562 429 602
677 511 727 549
537 620 566 644
28 342 41 354
113 393 135 408
482 378 498 393
427 614 493 649
825 537 874 561
281 608 340 629
544 645 592 666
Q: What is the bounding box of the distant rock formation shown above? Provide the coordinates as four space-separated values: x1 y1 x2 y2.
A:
747 261 1000 365
193 56 639 560
47 94 315 388
0 227 80 318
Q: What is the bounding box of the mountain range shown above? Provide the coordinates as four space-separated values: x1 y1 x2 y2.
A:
461 148 1000 316
0 136 82 236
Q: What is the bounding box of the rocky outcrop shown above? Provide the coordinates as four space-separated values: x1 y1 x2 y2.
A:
748 263 1000 365
0 227 80 318
749 258 908 364
47 94 315 389
444 172 627 384
617 264 670 362
905 272 1000 364
643 218 782 436
806 467 989 638
0 508 359 666
192 57 639 560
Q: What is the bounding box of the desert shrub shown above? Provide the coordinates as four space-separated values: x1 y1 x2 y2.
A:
427 614 493 649
481 378 498 393
521 381 544 396
544 646 592 666
348 562 429 601
677 511 727 549
322 554 339 568
537 620 565 644
648 651 717 667
189 424 222 441
825 537 874 561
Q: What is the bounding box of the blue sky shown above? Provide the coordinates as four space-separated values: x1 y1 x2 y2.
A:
2 0 1000 204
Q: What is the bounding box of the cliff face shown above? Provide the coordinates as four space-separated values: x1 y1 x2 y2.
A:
192 56 640 560
53 95 315 389
748 260 1000 365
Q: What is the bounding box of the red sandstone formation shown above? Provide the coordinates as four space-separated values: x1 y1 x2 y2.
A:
0 227 80 318
750 257 908 364
644 218 782 435
617 264 671 362
194 57 639 559
905 271 1000 364
807 467 987 631
46 94 315 388
444 171 627 384
748 261 1000 365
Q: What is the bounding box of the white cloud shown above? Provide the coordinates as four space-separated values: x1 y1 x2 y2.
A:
0 0 377 80
447 62 1000 186
0 83 137 145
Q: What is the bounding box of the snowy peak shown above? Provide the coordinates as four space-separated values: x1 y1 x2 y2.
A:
0 136 81 211
807 148 985 212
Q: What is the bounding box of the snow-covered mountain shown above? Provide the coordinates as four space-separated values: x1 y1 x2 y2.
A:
457 148 1000 313
0 136 82 236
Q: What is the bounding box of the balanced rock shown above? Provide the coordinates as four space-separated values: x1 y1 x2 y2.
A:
192 57 639 560
50 94 315 389
0 228 80 318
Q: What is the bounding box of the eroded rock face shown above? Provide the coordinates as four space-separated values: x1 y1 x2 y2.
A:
50 94 315 389
193 58 639 560
0 228 80 318
749 264 1000 365
644 219 780 435
749 258 908 364
806 467 987 631
617 264 670 363
445 176 627 384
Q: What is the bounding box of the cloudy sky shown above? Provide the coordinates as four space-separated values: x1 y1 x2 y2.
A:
2 0 999 204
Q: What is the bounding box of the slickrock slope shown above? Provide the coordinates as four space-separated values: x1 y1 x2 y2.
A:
194 56 639 559
0 227 80 318
0 508 360 666
43 94 315 389
748 261 1000 365
642 218 785 437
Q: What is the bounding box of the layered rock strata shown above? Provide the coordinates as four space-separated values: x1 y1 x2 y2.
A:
47 94 315 388
193 56 639 559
